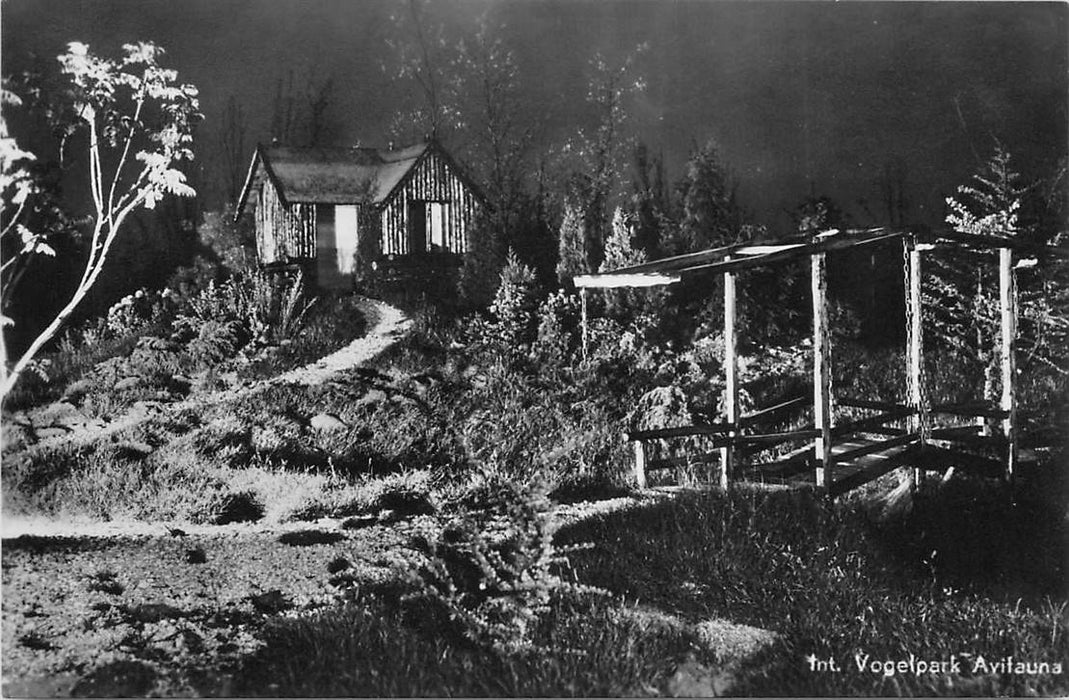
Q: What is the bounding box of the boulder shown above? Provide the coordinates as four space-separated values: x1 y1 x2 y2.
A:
33 401 82 426
357 388 389 407
34 426 70 440
114 376 143 392
309 413 348 432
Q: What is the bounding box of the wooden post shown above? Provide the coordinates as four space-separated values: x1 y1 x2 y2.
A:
999 247 1017 483
721 267 738 489
633 440 648 489
580 287 589 360
907 239 926 488
811 251 832 489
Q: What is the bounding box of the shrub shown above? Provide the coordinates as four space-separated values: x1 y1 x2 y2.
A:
532 290 581 366
174 269 315 354
409 480 598 654
486 250 539 352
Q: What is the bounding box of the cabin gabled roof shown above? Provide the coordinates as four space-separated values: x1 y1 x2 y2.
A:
236 141 435 216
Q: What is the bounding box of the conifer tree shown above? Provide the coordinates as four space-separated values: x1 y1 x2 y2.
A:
555 200 588 287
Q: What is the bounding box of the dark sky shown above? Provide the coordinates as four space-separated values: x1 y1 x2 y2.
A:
4 0 1067 230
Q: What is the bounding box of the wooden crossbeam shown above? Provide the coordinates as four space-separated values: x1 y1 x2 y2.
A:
573 271 681 288
673 230 905 279
838 398 912 412
574 229 906 289
832 407 915 437
739 396 808 428
832 433 919 464
625 423 734 441
930 402 1009 419
755 448 813 475
738 429 822 446
646 450 722 471
828 445 919 498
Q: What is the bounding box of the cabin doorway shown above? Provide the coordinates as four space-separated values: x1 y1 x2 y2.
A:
316 204 359 289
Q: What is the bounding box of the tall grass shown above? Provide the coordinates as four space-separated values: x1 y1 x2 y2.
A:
559 483 1068 697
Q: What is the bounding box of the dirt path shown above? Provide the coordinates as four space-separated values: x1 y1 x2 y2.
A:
272 298 410 386
8 297 410 454
1 490 780 697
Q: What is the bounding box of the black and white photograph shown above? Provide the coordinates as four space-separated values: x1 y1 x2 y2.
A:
2 0 1067 696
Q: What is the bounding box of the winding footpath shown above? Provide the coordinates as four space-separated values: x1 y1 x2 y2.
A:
6 297 411 456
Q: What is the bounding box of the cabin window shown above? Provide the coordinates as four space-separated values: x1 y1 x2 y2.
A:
409 200 449 253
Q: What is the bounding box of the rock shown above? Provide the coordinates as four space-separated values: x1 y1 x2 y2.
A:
125 602 185 623
212 491 264 525
34 426 70 440
114 376 143 391
310 413 348 432
692 618 780 662
54 409 95 431
185 547 207 564
249 590 292 615
357 389 389 407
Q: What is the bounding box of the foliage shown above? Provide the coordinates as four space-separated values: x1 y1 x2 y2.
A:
173 269 314 353
599 206 648 319
556 46 647 271
555 198 588 286
0 128 59 324
670 138 743 254
456 212 505 309
925 145 1069 407
485 249 539 352
2 41 200 397
410 480 596 654
629 140 672 259
194 206 255 275
532 289 581 366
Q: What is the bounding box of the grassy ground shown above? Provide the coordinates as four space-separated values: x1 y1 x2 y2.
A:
224 474 1067 697
3 292 367 415
4 300 1067 696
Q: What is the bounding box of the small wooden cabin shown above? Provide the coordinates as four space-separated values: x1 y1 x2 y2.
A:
235 138 485 289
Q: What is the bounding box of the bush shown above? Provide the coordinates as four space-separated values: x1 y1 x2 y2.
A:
409 480 597 654
486 250 539 353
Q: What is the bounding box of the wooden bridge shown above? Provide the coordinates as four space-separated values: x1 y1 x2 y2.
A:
574 228 1064 497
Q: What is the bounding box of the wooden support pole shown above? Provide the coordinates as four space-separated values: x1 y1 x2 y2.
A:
721 267 738 489
633 440 648 489
907 239 926 488
811 251 832 489
580 287 589 360
999 247 1018 483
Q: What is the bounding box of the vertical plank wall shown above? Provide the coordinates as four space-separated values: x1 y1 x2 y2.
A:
256 179 316 264
379 150 482 256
